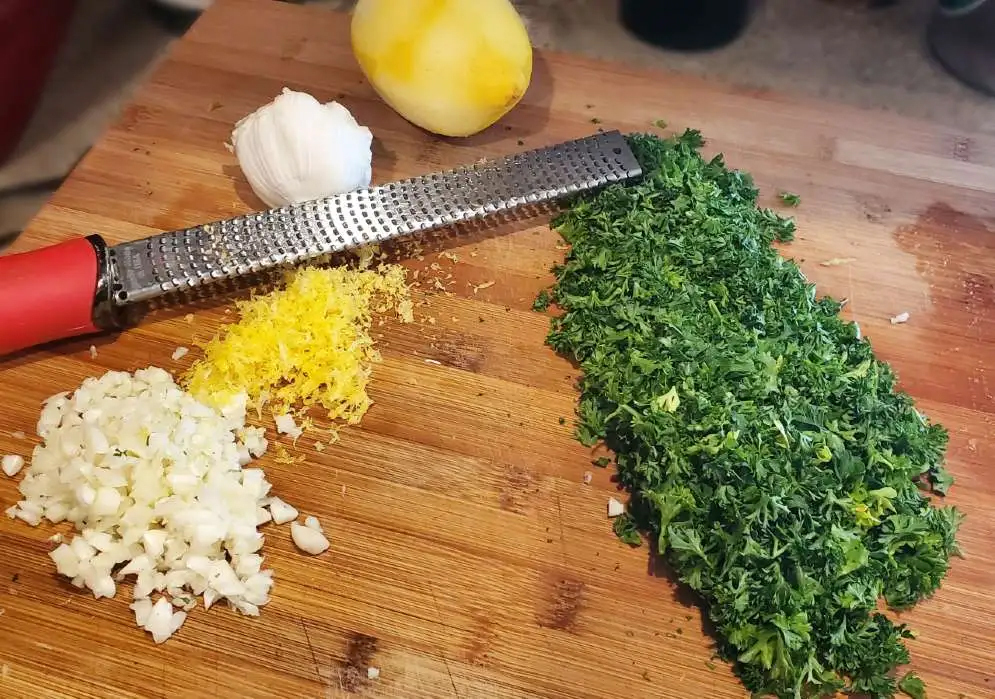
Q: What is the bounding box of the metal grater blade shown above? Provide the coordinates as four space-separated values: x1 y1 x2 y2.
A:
108 130 642 305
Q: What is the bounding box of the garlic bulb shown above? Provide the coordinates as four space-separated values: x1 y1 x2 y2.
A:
231 88 373 208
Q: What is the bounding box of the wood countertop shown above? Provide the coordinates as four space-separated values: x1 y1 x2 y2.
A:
1 1 993 697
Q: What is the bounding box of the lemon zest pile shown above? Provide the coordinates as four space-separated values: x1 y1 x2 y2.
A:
185 264 412 424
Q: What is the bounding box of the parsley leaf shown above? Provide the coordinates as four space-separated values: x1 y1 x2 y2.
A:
613 514 643 546
541 131 961 699
532 289 552 312
779 191 801 207
898 671 927 699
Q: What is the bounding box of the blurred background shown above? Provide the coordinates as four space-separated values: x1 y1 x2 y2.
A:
1 0 992 246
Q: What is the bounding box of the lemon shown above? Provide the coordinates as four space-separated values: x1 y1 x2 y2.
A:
351 0 533 137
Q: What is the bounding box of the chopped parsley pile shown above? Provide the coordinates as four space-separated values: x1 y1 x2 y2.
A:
542 131 962 698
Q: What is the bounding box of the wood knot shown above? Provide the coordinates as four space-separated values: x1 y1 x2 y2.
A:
340 632 378 693
498 464 537 514
430 335 484 372
537 577 585 632
952 137 974 163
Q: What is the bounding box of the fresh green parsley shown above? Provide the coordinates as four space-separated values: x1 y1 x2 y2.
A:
541 131 962 699
779 191 801 207
898 672 927 699
613 514 642 546
532 289 552 312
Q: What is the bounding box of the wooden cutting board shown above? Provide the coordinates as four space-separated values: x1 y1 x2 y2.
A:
2 1 994 697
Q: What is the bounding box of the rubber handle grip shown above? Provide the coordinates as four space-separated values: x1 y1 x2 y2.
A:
0 237 102 356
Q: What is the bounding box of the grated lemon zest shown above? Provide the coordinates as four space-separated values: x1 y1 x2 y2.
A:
274 444 306 465
184 264 411 425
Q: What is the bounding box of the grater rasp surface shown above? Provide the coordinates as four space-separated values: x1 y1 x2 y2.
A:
109 130 642 305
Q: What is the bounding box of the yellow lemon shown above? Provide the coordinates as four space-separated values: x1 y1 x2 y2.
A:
351 0 533 137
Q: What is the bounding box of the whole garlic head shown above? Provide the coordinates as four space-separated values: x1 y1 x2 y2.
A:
231 88 373 208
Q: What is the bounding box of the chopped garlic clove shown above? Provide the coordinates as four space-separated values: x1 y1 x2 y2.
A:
131 598 154 627
119 555 152 578
274 413 303 440
144 597 185 644
49 544 80 578
290 522 330 555
13 504 41 526
239 426 269 458
267 497 298 525
890 312 910 325
607 497 625 518
171 346 189 361
144 597 171 631
142 530 168 560
90 574 116 599
170 610 188 633
1 454 24 477
6 368 279 645
304 515 323 532
232 599 260 617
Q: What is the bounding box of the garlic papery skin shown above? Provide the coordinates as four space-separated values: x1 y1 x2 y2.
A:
231 88 373 208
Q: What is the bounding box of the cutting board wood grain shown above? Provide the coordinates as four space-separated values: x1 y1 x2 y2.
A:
2 1 994 697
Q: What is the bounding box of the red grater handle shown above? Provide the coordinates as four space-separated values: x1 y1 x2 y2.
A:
0 236 113 357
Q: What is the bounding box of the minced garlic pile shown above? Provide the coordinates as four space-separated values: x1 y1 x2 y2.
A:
185 262 412 425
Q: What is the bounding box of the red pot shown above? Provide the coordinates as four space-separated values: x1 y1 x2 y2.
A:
0 0 78 165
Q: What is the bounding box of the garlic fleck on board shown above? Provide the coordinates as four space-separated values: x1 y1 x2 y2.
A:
230 88 373 208
291 521 330 555
607 497 625 518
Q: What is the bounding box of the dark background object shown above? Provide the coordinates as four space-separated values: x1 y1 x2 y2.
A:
619 0 753 51
0 0 78 165
928 0 995 97
145 0 201 34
